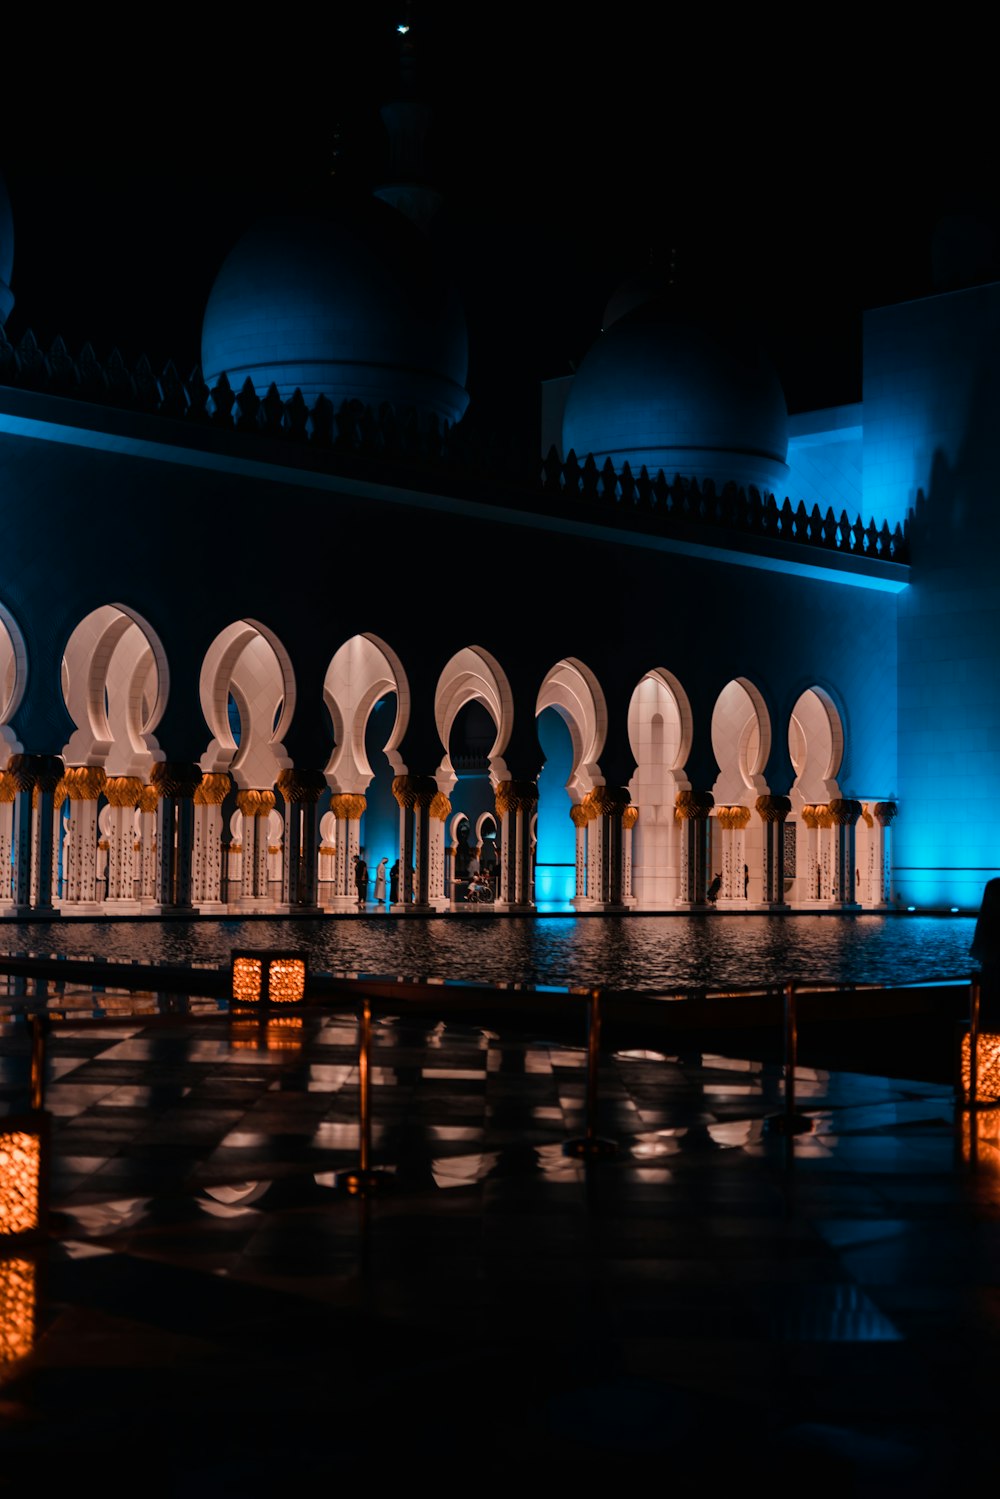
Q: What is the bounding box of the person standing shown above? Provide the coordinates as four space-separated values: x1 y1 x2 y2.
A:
707 871 722 904
354 852 369 909
389 860 400 905
374 856 388 906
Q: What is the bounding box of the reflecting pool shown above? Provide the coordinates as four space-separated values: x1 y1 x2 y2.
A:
0 913 979 993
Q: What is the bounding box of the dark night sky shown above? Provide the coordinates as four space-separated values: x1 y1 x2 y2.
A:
2 9 996 421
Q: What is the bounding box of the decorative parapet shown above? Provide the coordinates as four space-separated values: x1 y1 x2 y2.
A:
0 327 909 566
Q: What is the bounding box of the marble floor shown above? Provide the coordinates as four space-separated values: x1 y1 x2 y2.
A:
1 993 997 1494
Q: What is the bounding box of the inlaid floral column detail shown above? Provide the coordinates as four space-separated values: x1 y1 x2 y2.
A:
137 784 159 905
0 771 16 910
829 798 862 906
674 790 714 906
872 801 897 908
151 762 202 912
584 790 602 908
104 776 145 911
192 773 230 912
10 755 64 914
494 781 537 911
569 803 590 906
428 792 452 909
391 775 437 910
277 769 325 911
234 789 275 909
756 795 791 908
329 792 367 910
716 804 752 906
586 786 632 909
800 804 823 901
52 778 67 900
622 805 639 905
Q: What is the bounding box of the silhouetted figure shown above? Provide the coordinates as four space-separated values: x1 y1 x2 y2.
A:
707 871 722 904
389 860 399 904
743 862 749 899
354 853 368 908
971 878 1000 1020
374 857 388 904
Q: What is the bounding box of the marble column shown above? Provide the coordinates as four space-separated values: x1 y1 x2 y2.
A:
428 792 451 910
391 775 437 911
0 771 15 911
829 798 863 907
60 767 107 912
622 805 638 905
674 790 714 906
583 786 632 909
103 775 146 911
716 804 752 907
234 789 275 909
137 783 159 905
277 768 325 911
192 773 230 912
756 795 792 908
570 803 590 906
9 755 63 915
329 792 366 910
151 762 202 912
871 801 897 907
494 780 537 911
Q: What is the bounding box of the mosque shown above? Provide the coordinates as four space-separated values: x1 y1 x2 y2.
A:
0 90 997 923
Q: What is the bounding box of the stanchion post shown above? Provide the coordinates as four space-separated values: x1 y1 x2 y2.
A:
563 989 618 1159
30 1015 47 1111
764 980 813 1138
969 973 981 1113
336 997 387 1195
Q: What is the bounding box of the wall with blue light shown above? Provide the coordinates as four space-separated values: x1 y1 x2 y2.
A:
872 284 1000 908
535 707 579 908
785 405 862 517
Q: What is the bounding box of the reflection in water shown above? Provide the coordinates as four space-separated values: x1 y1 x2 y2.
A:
0 913 978 993
0 1255 35 1372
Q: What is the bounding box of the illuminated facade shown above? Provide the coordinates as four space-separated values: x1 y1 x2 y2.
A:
0 157 996 918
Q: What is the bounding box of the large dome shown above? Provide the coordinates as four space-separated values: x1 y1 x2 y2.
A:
201 195 469 427
561 299 788 492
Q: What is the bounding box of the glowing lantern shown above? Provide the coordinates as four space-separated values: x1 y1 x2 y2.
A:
0 1255 36 1373
230 952 307 1006
961 1031 1000 1105
0 1113 48 1242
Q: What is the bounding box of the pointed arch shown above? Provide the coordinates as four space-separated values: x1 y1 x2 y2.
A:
200 619 295 789
788 685 845 805
535 657 607 801
435 645 514 790
626 667 693 909
323 632 410 793
0 601 28 760
710 676 772 804
61 603 169 775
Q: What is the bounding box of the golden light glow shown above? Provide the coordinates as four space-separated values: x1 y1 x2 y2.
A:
267 959 306 1004
0 1256 35 1371
265 1016 304 1051
961 1032 1000 1104
0 1131 41 1236
231 953 307 1005
232 957 263 1004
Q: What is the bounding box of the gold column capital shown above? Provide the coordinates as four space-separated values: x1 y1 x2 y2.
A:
829 798 862 827
194 773 231 806
138 785 160 814
64 766 107 802
569 804 590 829
430 792 452 821
150 762 202 799
0 771 16 804
391 775 436 810
277 768 327 804
674 789 714 821
588 785 630 818
105 775 146 808
236 788 276 818
495 780 538 818
756 794 792 824
874 800 898 827
330 792 368 820
717 804 752 830
622 806 639 830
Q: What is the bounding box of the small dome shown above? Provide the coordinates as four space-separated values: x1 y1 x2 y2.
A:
562 300 788 492
201 194 469 427
0 172 14 325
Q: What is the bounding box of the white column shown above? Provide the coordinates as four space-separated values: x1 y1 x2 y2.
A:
0 778 14 911
103 776 144 912
716 805 751 908
193 773 230 911
138 785 159 905
329 793 366 910
61 767 106 913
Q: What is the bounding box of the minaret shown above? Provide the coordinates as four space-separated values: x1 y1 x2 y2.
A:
373 7 444 232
